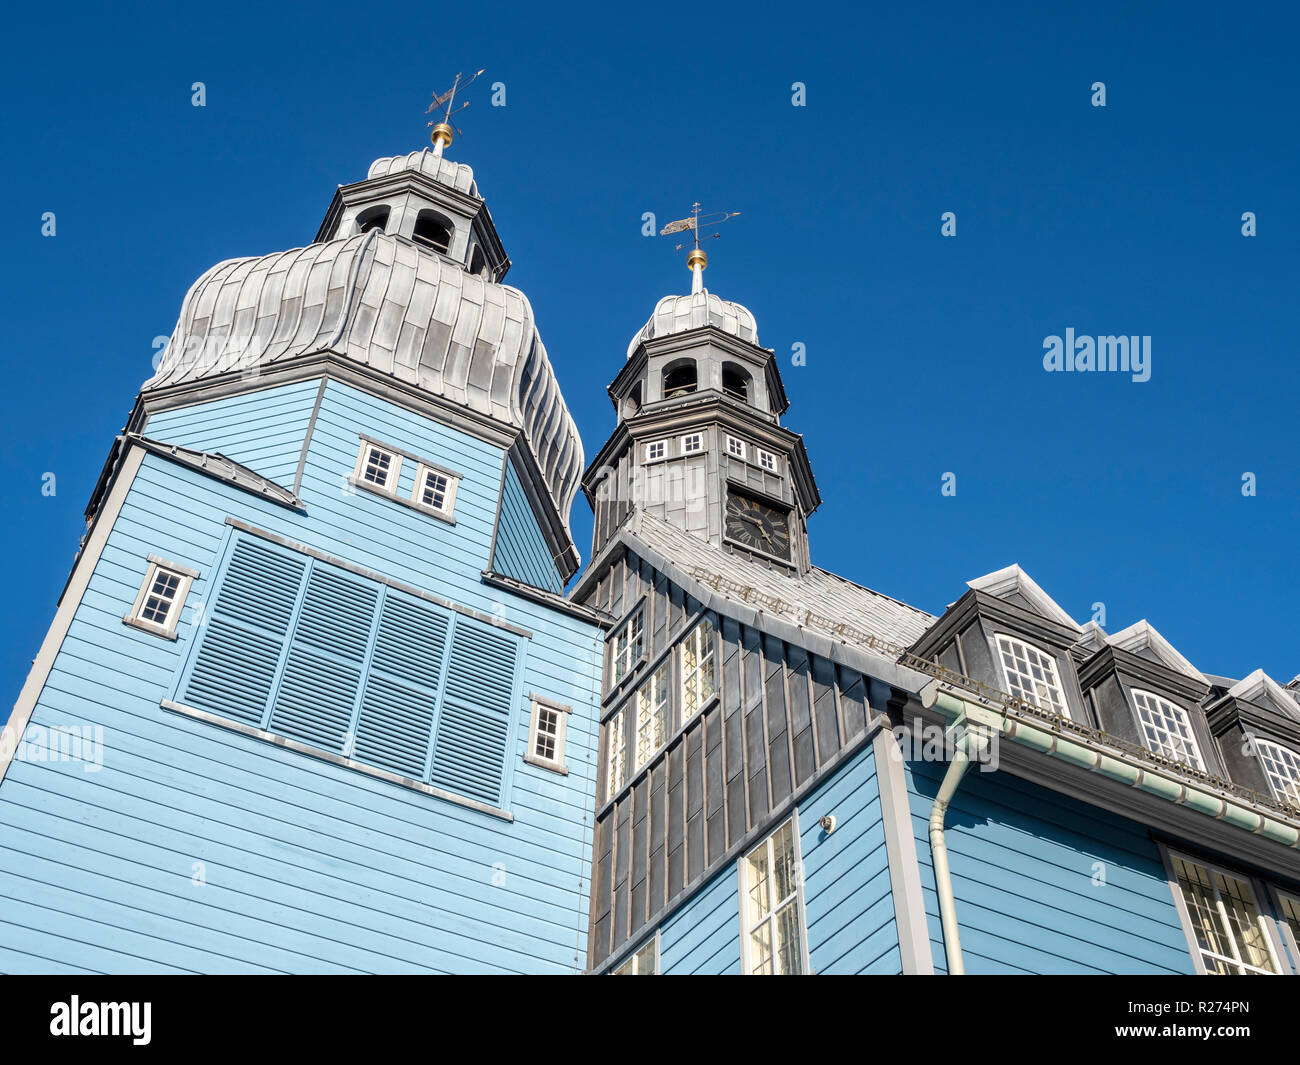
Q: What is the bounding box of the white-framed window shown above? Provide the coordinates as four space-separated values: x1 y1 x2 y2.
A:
645 440 667 462
1132 689 1204 770
411 462 459 519
605 710 627 802
525 695 571 774
681 432 704 455
124 556 197 639
355 441 400 492
740 819 806 975
1255 739 1300 807
995 634 1068 717
680 617 716 722
725 435 746 460
613 935 659 975
635 661 671 767
1170 854 1281 974
756 447 778 472
610 609 644 685
1274 890 1300 968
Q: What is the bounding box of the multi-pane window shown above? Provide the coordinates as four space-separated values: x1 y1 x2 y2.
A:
359 443 399 490
126 558 195 639
526 696 571 773
613 937 659 975
645 440 666 462
726 435 746 459
606 711 626 801
681 432 704 455
1132 690 1204 770
611 609 644 685
995 634 1068 717
412 464 458 518
742 820 804 975
1171 856 1280 974
635 661 671 767
1255 739 1300 808
680 618 716 721
1278 892 1300 952
756 448 778 472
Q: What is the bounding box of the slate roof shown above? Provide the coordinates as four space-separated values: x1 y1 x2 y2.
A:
144 228 583 535
622 512 935 655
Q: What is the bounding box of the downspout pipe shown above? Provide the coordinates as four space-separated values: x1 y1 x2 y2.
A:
928 718 988 975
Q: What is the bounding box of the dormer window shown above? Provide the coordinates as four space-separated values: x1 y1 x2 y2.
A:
995 634 1068 717
1132 690 1204 770
722 363 751 403
412 210 453 253
356 205 390 234
662 360 698 400
1255 739 1300 806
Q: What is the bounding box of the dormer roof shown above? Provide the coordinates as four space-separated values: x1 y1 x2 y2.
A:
966 564 1080 632
1106 620 1207 685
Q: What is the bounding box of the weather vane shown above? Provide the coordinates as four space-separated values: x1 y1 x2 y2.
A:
426 69 486 157
659 202 741 294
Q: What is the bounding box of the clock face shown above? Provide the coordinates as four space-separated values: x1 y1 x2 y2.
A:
725 490 792 559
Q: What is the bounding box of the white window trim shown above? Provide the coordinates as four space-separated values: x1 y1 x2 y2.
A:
738 814 811 975
755 447 779 473
1131 688 1205 771
680 432 705 455
994 632 1070 719
679 618 717 724
524 694 572 775
725 435 747 460
613 930 661 975
610 607 645 686
1254 737 1300 808
1267 885 1300 975
410 461 460 521
123 556 197 640
605 710 627 803
644 440 668 463
353 440 402 494
635 661 671 769
1163 847 1287 976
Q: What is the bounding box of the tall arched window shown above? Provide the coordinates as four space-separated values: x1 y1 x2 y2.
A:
622 381 642 419
413 210 453 253
722 363 751 403
662 360 698 400
356 205 390 234
468 243 487 277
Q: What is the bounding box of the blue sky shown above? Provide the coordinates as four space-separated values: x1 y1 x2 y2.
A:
2 1 1297 720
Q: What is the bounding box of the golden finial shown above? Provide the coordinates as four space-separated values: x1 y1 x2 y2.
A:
660 202 741 294
425 69 486 157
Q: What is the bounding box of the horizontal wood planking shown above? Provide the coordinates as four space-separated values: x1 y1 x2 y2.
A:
492 460 563 594
659 864 741 975
1 378 602 974
904 756 1196 974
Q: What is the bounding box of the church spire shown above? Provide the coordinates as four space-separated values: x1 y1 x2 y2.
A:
659 203 740 295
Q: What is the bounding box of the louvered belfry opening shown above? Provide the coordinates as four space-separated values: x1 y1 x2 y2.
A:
178 534 521 807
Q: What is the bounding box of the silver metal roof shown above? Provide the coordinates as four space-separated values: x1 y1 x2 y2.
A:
626 289 760 359
367 149 479 197
144 227 584 535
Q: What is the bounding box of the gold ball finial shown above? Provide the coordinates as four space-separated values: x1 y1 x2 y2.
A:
686 248 708 272
430 123 454 150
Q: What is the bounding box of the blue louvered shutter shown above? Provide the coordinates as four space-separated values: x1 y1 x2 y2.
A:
182 538 306 724
266 566 378 750
352 594 449 778
429 619 519 805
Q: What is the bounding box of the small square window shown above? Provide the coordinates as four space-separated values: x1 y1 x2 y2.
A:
726 435 746 460
756 448 778 472
411 463 459 519
125 557 196 639
525 696 571 774
681 432 704 455
354 441 401 493
645 440 667 462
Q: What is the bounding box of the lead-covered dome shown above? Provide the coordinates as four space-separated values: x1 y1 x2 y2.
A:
626 289 759 359
145 226 584 536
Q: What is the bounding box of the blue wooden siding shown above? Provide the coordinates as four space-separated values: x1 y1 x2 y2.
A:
491 460 563 594
143 378 320 486
659 864 741 974
797 743 901 974
0 376 601 974
904 757 1196 974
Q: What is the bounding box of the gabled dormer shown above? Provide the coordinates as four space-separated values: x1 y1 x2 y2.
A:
1077 620 1218 775
1207 670 1300 809
910 564 1088 723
